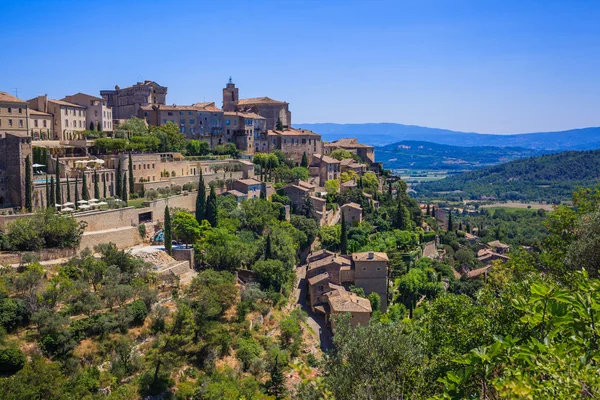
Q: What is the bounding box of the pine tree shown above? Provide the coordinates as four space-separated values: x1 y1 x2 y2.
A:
74 176 80 209
116 159 122 198
195 171 206 223
94 170 100 199
264 234 272 259
128 153 134 195
24 155 32 212
301 152 308 168
45 177 49 208
49 176 55 207
206 185 218 227
121 174 128 205
447 210 453 231
394 201 411 230
66 176 71 202
340 210 348 255
164 206 172 255
266 356 286 399
82 173 90 201
55 157 62 205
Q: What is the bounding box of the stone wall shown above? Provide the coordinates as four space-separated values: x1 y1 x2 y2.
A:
75 207 139 232
137 170 244 193
79 226 140 251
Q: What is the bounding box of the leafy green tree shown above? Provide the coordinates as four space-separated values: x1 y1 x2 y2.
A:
319 225 340 251
172 211 201 247
340 210 348 255
164 206 172 255
361 171 379 193
368 291 381 312
0 356 67 399
252 259 287 292
24 155 32 212
324 179 339 195
195 171 206 224
206 185 218 227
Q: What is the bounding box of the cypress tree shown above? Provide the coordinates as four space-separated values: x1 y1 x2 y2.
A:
340 210 348 255
447 210 453 231
128 153 134 195
260 186 267 200
394 200 411 230
103 176 107 199
266 355 286 399
55 157 62 205
276 117 284 131
66 176 71 202
164 206 172 255
458 221 463 231
25 155 32 212
94 170 100 199
49 176 55 207
74 176 80 209
116 159 122 198
264 234 272 259
195 171 206 223
301 152 308 168
90 121 94 131
121 174 128 205
45 176 49 208
82 173 90 200
206 185 218 227
426 203 430 216
388 182 392 197
431 206 436 218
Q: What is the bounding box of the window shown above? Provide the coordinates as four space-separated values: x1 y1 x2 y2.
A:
18 108 22 114
7 119 12 126
188 111 193 115
152 163 155 169
226 119 230 125
167 112 173 116
145 112 149 116
64 120 68 127
103 111 106 118
64 109 68 116
95 110 98 117
43 120 47 127
153 96 156 103
79 121 82 128
189 119 195 124
7 107 12 113
302 139 306 144
179 111 183 116
34 120 38 127
104 121 106 128
19 120 23 127
180 119 185 125
79 110 82 117
163 119 167 124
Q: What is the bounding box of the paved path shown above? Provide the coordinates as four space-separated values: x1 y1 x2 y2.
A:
295 263 333 351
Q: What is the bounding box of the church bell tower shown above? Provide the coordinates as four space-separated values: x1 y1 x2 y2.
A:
222 77 239 112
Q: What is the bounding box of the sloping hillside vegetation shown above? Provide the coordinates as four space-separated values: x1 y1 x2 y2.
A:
415 150 600 202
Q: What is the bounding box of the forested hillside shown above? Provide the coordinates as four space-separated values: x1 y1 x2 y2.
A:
415 150 600 202
376 141 547 171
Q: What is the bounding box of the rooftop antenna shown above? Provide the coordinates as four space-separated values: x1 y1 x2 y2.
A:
13 88 19 98
228 76 232 84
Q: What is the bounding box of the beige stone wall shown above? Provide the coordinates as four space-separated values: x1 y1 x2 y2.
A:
79 226 140 251
354 259 388 311
0 101 28 135
341 205 362 226
330 310 370 329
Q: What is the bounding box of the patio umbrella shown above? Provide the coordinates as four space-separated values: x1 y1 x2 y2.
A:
61 207 74 212
78 204 91 209
77 200 88 204
63 201 74 206
88 198 98 202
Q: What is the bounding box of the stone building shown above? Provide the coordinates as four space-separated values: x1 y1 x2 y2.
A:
62 93 113 132
101 80 167 121
230 178 263 200
341 202 362 226
0 92 29 136
27 95 87 140
324 138 375 165
281 180 316 210
305 249 389 327
0 132 32 209
28 110 53 140
222 78 291 130
311 154 341 186
352 251 389 311
223 111 266 154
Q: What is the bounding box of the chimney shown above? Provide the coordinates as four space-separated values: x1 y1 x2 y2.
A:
368 251 374 260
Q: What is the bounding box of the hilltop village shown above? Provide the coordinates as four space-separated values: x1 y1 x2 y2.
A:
0 79 530 399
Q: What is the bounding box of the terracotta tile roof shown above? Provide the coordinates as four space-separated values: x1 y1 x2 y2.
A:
342 202 362 210
313 154 340 164
224 190 246 198
297 180 316 189
326 138 374 149
283 184 311 193
49 99 86 108
0 91 26 103
236 178 262 186
487 240 509 249
269 128 320 137
224 111 265 119
326 289 372 313
307 255 351 272
352 251 389 262
28 109 51 116
307 249 335 263
63 92 103 101
238 96 286 105
466 265 492 278
308 272 329 286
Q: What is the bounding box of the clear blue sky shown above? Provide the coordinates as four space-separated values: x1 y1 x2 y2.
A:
1 0 599 134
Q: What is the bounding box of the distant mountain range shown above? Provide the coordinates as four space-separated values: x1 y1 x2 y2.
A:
376 141 550 171
414 149 600 202
295 123 600 151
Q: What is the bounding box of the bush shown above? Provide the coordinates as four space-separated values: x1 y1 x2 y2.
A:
0 346 26 375
127 299 148 326
0 298 29 332
145 189 159 201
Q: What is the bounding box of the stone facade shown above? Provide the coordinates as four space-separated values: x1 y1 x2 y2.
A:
0 132 32 209
28 110 53 140
341 202 362 226
324 138 375 165
222 79 291 130
352 251 389 311
63 93 113 132
101 80 167 121
312 154 341 186
27 95 87 140
0 92 28 136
